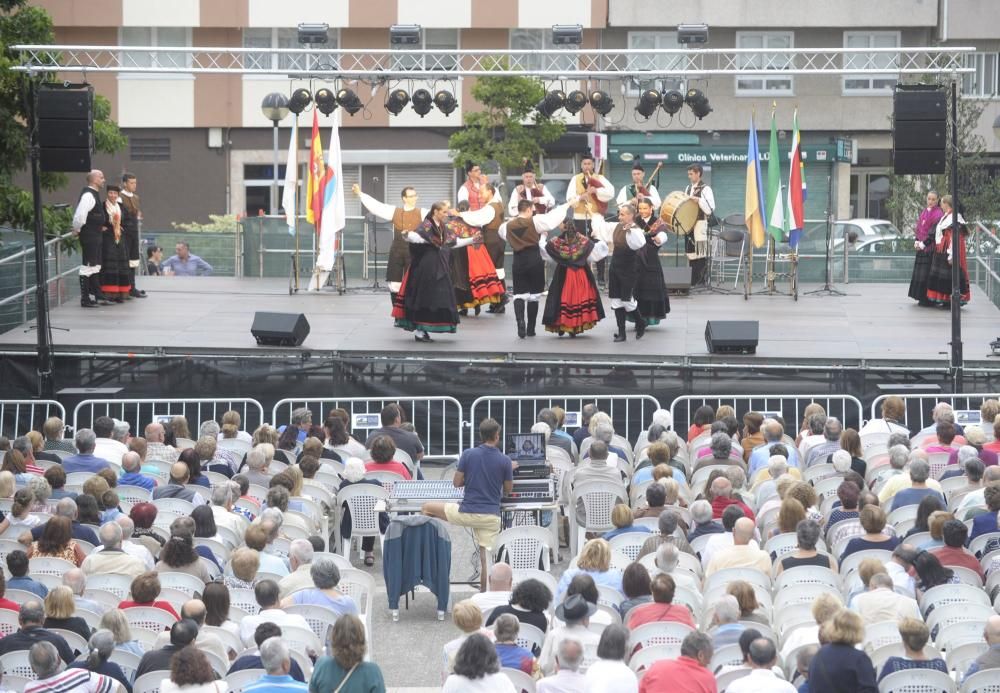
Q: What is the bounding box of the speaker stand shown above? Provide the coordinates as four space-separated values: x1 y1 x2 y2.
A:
805 173 847 297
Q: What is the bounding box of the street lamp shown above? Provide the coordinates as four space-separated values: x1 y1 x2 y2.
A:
261 92 289 215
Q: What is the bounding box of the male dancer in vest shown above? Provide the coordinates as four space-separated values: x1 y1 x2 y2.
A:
684 163 716 286
507 162 555 217
71 170 109 307
456 161 501 211
481 185 509 313
590 204 647 341
119 172 146 298
567 154 614 287
353 183 426 307
616 160 662 209
498 199 576 338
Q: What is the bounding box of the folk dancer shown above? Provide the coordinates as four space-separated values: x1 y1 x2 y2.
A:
391 202 478 341
615 160 662 209
634 197 671 327
448 195 505 316
482 183 510 314
566 154 614 286
456 161 501 211
499 199 577 338
541 209 608 337
99 186 131 302
590 203 647 341
926 194 970 307
71 170 109 308
908 190 944 306
684 163 716 286
506 161 555 216
119 172 146 298
353 184 425 308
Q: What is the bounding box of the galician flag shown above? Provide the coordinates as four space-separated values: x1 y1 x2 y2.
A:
280 117 298 235
744 115 767 248
766 107 785 245
787 108 807 250
316 113 346 273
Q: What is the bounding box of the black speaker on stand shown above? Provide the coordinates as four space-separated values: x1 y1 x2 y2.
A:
892 85 946 175
37 84 94 173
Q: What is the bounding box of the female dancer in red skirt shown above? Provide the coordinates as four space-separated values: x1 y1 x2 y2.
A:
926 194 970 307
450 192 505 314
541 212 608 336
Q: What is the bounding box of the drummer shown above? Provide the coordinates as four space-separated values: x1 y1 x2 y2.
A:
616 160 662 209
684 163 716 286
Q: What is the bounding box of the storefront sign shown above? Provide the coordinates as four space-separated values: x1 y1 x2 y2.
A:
611 145 836 165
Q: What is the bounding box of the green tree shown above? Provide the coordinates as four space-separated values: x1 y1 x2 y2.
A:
0 0 127 237
448 60 566 198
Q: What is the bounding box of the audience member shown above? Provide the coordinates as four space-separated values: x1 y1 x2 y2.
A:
151 599 228 666
584 624 637 692
492 614 538 678
227 623 306 681
117 572 180 619
7 550 49 597
160 644 227 693
638 631 715 693
539 595 600 676
238 580 310 648
808 609 877 693
851 572 920 625
25 640 118 693
242 637 308 693
81 522 146 579
42 586 92 644
471 563 513 613
0 601 74 663
280 558 358 616
484 578 551 636
62 429 111 475
706 517 770 577
964 615 1000 680
726 637 797 693
626 574 695 630
877 618 947 682
66 629 131 692
554 539 622 603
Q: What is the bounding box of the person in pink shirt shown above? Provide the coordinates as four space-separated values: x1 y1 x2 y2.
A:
984 415 1000 455
364 434 412 480
931 519 984 580
921 421 966 451
627 573 696 631
639 631 717 693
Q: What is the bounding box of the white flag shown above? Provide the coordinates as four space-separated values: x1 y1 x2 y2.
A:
281 118 298 235
316 113 346 271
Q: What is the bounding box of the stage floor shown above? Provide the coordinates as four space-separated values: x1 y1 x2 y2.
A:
3 277 999 368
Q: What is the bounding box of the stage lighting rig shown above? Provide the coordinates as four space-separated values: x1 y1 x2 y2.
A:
551 24 583 46
385 89 410 115
297 23 329 45
336 88 363 116
685 89 712 119
564 90 588 115
661 90 685 115
536 90 566 118
390 24 421 45
677 23 709 45
635 89 662 119
314 88 338 115
589 90 614 117
434 89 458 116
287 88 312 114
412 89 433 117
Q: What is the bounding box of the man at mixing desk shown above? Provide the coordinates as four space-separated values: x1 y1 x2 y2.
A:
422 418 513 591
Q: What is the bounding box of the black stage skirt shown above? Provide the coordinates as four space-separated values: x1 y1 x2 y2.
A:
100 233 130 295
511 248 545 295
483 230 506 275
386 233 411 284
542 265 604 335
926 249 970 305
80 227 103 266
392 243 459 333
907 249 933 303
632 246 670 325
608 248 639 302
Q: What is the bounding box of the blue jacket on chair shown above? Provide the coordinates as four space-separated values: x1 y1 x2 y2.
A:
383 515 451 612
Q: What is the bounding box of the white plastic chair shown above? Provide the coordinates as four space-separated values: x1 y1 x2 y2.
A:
0 609 20 637
285 603 341 644
226 669 267 693
878 668 955 693
48 627 90 655
863 620 904 652
628 643 682 673
123 606 177 633
110 647 141 682
0 650 36 680
710 644 745 673
494 526 552 572
339 568 375 630
920 583 991 616
608 532 649 563
502 667 537 693
227 587 260 615
202 625 243 659
840 549 893 577
29 556 77 578
281 623 323 657
775 566 840 593
334 483 389 559
627 621 695 655
132 672 163 693
569 480 627 556
716 667 752 692
511 568 559 610
774 584 831 612
117 485 153 504
960 669 1000 693
156 570 206 597
947 640 987 678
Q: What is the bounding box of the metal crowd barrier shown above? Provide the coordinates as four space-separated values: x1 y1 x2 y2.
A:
467 395 662 452
869 392 1000 435
0 400 66 438
73 398 265 438
670 394 866 436
272 397 464 462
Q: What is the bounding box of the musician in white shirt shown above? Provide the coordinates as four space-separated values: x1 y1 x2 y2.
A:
507 163 555 216
684 164 715 286
616 160 662 209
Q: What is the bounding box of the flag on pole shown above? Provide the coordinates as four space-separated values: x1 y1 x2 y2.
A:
280 118 298 235
305 110 330 232
787 108 806 250
766 107 785 245
316 114 346 272
745 116 767 248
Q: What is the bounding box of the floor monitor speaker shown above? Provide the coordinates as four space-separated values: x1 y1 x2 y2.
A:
705 320 759 355
251 312 310 347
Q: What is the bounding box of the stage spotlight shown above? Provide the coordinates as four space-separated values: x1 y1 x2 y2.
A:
685 88 712 119
297 23 329 45
551 24 583 46
336 88 363 116
661 90 685 115
384 88 410 116
635 89 662 119
433 89 458 116
314 88 338 115
564 90 588 115
390 24 421 46
677 23 709 45
287 88 312 114
589 90 614 117
412 89 433 117
536 90 566 118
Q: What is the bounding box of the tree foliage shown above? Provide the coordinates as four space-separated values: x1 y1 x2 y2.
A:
885 88 1000 231
0 0 127 236
448 59 566 196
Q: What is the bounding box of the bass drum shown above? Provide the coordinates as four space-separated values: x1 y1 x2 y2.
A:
659 191 700 235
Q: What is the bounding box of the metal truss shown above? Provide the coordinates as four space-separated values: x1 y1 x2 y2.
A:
12 45 974 80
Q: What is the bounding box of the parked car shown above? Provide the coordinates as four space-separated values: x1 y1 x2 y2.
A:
833 218 904 246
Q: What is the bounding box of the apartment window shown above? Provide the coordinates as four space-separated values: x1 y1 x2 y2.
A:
963 52 999 98
130 137 171 162
843 32 900 93
242 28 339 72
120 27 191 69
510 29 576 74
736 32 793 95
244 163 304 215
626 32 686 95
392 28 458 71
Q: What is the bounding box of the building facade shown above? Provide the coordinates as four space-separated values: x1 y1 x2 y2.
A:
35 0 999 230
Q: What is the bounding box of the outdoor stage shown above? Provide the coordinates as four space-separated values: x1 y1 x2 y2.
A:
3 277 1000 373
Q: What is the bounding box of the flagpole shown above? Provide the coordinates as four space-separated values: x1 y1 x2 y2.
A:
293 117 300 293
